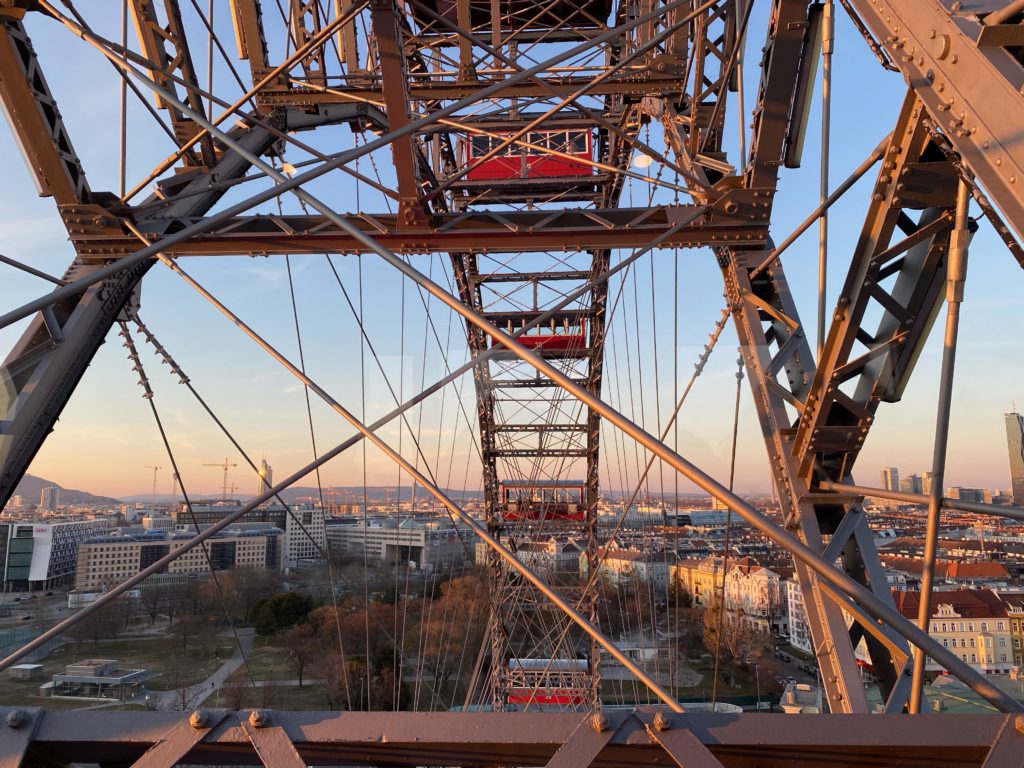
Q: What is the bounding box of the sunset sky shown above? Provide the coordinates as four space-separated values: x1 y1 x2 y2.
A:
1 4 1022 501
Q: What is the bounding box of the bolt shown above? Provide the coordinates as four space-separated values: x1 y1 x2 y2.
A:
249 709 269 728
591 712 609 733
190 709 209 729
6 709 28 729
653 711 671 731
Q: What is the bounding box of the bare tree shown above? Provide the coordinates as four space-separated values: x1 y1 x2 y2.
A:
284 623 317 687
140 587 165 626
221 679 248 709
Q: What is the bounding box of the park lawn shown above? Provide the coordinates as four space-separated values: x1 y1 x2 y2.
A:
73 636 235 691
201 682 337 710
0 636 234 707
226 642 295 683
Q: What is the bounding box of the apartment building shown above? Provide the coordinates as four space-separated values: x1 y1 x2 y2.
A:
893 589 1014 675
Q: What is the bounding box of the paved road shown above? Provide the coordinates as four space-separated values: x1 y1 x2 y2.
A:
148 627 255 711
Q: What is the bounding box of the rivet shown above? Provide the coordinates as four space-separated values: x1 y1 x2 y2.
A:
6 710 28 729
249 709 269 728
190 709 209 729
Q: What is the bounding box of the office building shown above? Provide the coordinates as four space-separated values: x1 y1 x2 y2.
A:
880 467 900 507
900 474 923 495
1006 411 1024 505
74 525 282 592
172 501 323 572
256 459 273 497
327 516 473 569
0 519 109 591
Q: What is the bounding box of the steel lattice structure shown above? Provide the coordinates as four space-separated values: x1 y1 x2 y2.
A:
3 0 1024 762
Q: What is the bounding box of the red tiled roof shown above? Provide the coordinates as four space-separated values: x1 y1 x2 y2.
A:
881 555 1009 580
892 588 1008 620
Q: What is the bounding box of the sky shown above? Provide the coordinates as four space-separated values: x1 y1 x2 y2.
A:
1 2 1022 500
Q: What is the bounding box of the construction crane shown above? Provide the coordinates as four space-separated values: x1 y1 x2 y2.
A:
203 458 237 501
143 465 160 505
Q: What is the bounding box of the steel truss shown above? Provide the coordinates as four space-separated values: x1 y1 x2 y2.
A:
1 0 1024 749
3 707 1024 767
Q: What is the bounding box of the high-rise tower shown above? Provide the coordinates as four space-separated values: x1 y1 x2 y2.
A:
1006 412 1024 505
257 459 273 498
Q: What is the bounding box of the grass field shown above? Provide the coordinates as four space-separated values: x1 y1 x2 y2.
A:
226 643 294 683
0 635 236 707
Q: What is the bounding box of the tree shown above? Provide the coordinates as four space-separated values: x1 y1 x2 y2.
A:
221 679 248 709
702 597 770 683
284 624 317 686
172 613 204 651
140 586 165 626
64 603 114 651
250 592 314 635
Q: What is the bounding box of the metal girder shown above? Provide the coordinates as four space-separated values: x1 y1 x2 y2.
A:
687 0 736 158
787 94 959 707
369 0 428 225
129 0 216 164
3 708 1017 767
721 249 870 714
0 20 90 207
744 0 814 188
794 94 956 482
0 117 283 508
289 0 328 85
229 0 270 78
257 75 688 104
74 205 765 258
128 709 230 768
843 0 1024 259
0 708 38 768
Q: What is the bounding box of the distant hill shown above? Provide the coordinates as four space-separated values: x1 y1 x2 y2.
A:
11 474 121 507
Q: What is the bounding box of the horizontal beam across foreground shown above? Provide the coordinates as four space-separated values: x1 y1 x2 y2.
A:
76 205 765 258
2 708 1017 767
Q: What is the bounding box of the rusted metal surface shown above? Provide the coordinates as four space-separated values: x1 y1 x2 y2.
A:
3 709 1010 767
128 709 230 768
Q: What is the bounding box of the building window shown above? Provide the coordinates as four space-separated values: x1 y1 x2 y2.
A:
998 622 1005 631
959 622 965 632
969 623 975 631
971 654 977 662
941 623 947 632
951 638 958 648
971 638 976 647
943 638 948 647
999 638 1007 647
982 622 988 631
1000 654 1007 662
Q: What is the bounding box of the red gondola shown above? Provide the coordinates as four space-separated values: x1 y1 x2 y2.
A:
506 658 590 708
465 129 594 181
490 315 588 354
500 480 586 521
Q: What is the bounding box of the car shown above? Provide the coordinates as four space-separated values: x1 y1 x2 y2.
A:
21 615 32 621
45 591 53 597
12 597 20 602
